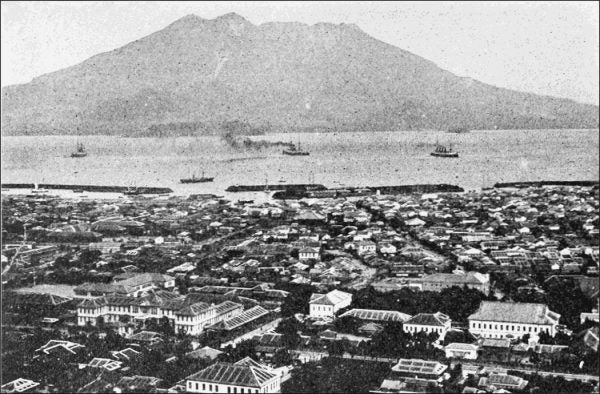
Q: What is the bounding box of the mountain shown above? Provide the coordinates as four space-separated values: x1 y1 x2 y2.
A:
2 13 598 136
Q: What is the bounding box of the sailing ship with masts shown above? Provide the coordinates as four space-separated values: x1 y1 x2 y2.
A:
282 141 309 156
180 170 214 183
430 141 459 158
71 142 87 158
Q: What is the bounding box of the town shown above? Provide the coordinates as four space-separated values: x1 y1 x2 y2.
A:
1 184 599 393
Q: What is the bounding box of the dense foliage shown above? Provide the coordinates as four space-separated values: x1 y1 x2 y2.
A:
282 358 390 393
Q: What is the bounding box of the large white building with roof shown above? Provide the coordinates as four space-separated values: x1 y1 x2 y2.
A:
403 312 452 339
186 357 281 393
77 291 243 335
309 290 352 318
468 301 560 339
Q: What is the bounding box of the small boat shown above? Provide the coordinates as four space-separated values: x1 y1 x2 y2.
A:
180 171 214 183
282 142 309 156
71 142 87 158
431 145 459 158
73 189 84 193
447 127 470 134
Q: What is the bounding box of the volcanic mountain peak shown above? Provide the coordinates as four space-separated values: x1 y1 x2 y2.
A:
1 12 598 136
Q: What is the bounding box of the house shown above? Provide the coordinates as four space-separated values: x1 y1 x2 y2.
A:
444 343 479 360
468 301 560 339
390 359 447 382
186 346 224 361
356 241 376 256
478 373 528 391
415 272 490 295
116 376 162 392
298 247 320 261
378 243 397 255
308 290 352 318
403 312 451 340
405 218 426 227
358 322 384 336
185 357 281 393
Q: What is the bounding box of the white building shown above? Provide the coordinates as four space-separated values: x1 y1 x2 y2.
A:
298 247 320 261
186 357 281 393
356 241 376 255
403 312 451 340
444 343 479 360
309 290 352 318
77 291 242 335
468 301 560 339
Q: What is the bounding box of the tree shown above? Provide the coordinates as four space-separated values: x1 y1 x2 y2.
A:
276 318 302 349
272 349 294 367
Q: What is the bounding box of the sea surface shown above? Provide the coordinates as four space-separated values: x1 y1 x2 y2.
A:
1 129 598 199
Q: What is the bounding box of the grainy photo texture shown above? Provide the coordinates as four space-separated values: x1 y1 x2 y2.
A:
1 2 599 393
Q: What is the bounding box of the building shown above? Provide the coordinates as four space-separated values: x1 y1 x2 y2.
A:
390 359 447 382
77 291 243 335
298 247 320 261
414 272 490 295
186 357 281 393
403 312 451 339
309 290 352 318
478 373 528 391
339 308 411 323
468 301 560 339
444 343 479 360
74 272 175 298
356 241 376 256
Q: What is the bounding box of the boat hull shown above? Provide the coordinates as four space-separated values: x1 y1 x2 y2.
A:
180 178 214 183
430 152 459 158
282 150 309 156
71 153 87 158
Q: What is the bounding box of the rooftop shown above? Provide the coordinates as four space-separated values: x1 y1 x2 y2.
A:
468 301 560 325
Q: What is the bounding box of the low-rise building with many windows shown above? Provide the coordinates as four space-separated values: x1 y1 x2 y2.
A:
403 312 452 339
308 290 352 318
186 357 281 393
77 290 242 335
468 301 560 339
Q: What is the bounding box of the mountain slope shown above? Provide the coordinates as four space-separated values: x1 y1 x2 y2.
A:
2 13 598 135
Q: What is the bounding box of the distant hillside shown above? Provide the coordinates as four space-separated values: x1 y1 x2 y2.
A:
2 13 598 136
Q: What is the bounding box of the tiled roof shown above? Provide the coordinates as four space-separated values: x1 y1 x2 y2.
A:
341 308 411 322
116 273 174 288
187 358 276 388
212 306 269 331
445 343 479 351
35 340 84 355
468 301 560 325
392 358 447 376
309 290 352 306
406 312 450 327
3 291 72 306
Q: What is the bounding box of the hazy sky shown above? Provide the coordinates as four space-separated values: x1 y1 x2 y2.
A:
2 1 598 104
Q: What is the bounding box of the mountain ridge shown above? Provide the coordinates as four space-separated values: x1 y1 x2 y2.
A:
2 12 598 136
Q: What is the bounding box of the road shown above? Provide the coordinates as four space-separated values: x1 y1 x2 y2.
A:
288 351 599 383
